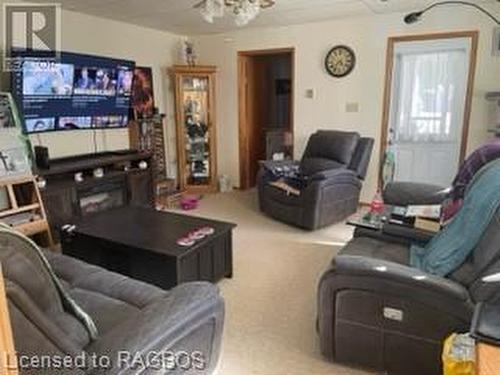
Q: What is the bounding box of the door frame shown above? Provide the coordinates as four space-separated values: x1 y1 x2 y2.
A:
237 47 295 189
378 31 479 186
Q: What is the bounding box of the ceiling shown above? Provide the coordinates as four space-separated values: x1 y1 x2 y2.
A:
26 0 494 35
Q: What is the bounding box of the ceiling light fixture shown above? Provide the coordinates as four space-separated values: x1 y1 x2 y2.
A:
194 0 276 27
404 1 500 25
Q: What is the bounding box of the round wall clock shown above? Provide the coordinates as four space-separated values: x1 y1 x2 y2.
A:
325 45 356 78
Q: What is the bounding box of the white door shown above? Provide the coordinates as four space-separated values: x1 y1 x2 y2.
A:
388 38 471 186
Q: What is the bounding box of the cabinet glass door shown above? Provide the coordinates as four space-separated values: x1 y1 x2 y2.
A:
181 76 211 186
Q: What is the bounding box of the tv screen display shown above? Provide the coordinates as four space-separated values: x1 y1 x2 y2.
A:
12 51 135 134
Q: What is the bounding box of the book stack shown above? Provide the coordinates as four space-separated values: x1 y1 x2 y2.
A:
388 205 442 233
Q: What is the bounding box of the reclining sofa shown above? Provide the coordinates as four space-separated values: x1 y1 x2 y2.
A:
257 130 374 230
0 228 224 374
317 182 500 375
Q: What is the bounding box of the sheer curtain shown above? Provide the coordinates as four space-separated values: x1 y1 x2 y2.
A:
393 49 467 143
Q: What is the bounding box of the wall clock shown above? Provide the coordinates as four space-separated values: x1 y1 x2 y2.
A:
325 45 356 78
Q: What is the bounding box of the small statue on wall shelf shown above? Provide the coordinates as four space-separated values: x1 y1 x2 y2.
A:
183 39 197 67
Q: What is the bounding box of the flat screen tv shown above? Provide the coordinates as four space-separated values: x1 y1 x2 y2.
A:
11 50 136 134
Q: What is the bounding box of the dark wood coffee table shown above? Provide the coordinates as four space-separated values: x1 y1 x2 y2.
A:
61 206 236 289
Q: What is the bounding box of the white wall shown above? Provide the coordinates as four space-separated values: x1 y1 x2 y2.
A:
193 7 500 201
0 2 182 176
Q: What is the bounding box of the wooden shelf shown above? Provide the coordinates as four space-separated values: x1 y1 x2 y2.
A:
35 150 152 177
0 175 54 248
0 203 40 219
0 174 34 187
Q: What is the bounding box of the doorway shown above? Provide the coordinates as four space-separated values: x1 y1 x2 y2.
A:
238 48 294 189
380 32 478 187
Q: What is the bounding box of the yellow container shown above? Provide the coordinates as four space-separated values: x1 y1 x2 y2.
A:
443 334 476 375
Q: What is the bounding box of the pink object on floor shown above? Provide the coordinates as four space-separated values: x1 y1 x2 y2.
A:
180 196 199 210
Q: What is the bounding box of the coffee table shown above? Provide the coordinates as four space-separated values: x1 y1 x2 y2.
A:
61 206 236 289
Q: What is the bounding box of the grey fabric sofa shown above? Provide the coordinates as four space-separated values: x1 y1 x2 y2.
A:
317 200 500 374
257 130 374 230
1 232 224 374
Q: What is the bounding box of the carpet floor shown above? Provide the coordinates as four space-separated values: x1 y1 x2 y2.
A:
177 190 374 375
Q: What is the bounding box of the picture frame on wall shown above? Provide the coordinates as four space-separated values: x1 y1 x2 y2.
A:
0 92 33 177
132 67 155 119
0 147 31 178
0 93 17 129
493 27 500 57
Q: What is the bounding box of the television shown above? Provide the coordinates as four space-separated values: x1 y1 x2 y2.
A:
11 50 135 134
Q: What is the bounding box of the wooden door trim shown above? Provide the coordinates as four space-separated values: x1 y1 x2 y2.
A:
239 47 294 56
238 47 295 189
170 65 218 193
378 30 479 186
237 53 249 189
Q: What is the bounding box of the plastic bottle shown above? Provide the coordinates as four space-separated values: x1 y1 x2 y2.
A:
369 189 385 224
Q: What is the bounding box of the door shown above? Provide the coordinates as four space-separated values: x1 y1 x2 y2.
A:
238 49 294 189
385 34 477 186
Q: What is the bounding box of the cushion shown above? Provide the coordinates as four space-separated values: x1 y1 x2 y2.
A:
338 236 479 290
338 237 410 265
302 131 360 165
0 228 92 352
46 251 166 334
383 182 449 206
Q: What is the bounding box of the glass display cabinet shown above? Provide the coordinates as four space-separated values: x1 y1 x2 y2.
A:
171 65 217 193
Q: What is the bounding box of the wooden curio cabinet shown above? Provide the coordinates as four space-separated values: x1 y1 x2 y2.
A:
171 65 217 193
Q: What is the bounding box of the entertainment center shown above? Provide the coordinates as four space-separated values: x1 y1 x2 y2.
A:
36 150 153 240
1 48 234 290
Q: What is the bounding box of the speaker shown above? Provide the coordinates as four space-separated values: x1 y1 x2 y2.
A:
34 146 50 169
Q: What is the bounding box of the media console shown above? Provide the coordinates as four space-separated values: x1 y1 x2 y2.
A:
36 150 153 242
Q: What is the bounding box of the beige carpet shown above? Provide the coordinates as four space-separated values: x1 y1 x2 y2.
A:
178 190 374 375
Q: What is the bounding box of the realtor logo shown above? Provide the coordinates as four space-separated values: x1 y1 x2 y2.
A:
3 3 61 71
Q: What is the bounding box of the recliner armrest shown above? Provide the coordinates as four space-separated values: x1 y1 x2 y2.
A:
383 181 449 206
327 255 471 305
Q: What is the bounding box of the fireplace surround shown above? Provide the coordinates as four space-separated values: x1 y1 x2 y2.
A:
37 150 153 241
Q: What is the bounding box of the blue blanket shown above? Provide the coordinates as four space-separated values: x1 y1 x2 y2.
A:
410 160 500 276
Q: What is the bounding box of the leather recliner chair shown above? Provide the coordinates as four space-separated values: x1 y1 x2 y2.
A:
257 130 374 230
317 192 500 375
0 229 224 375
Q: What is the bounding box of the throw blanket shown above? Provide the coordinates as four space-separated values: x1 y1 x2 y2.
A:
411 159 500 276
0 223 98 340
442 140 500 222
262 161 308 193
450 140 500 201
